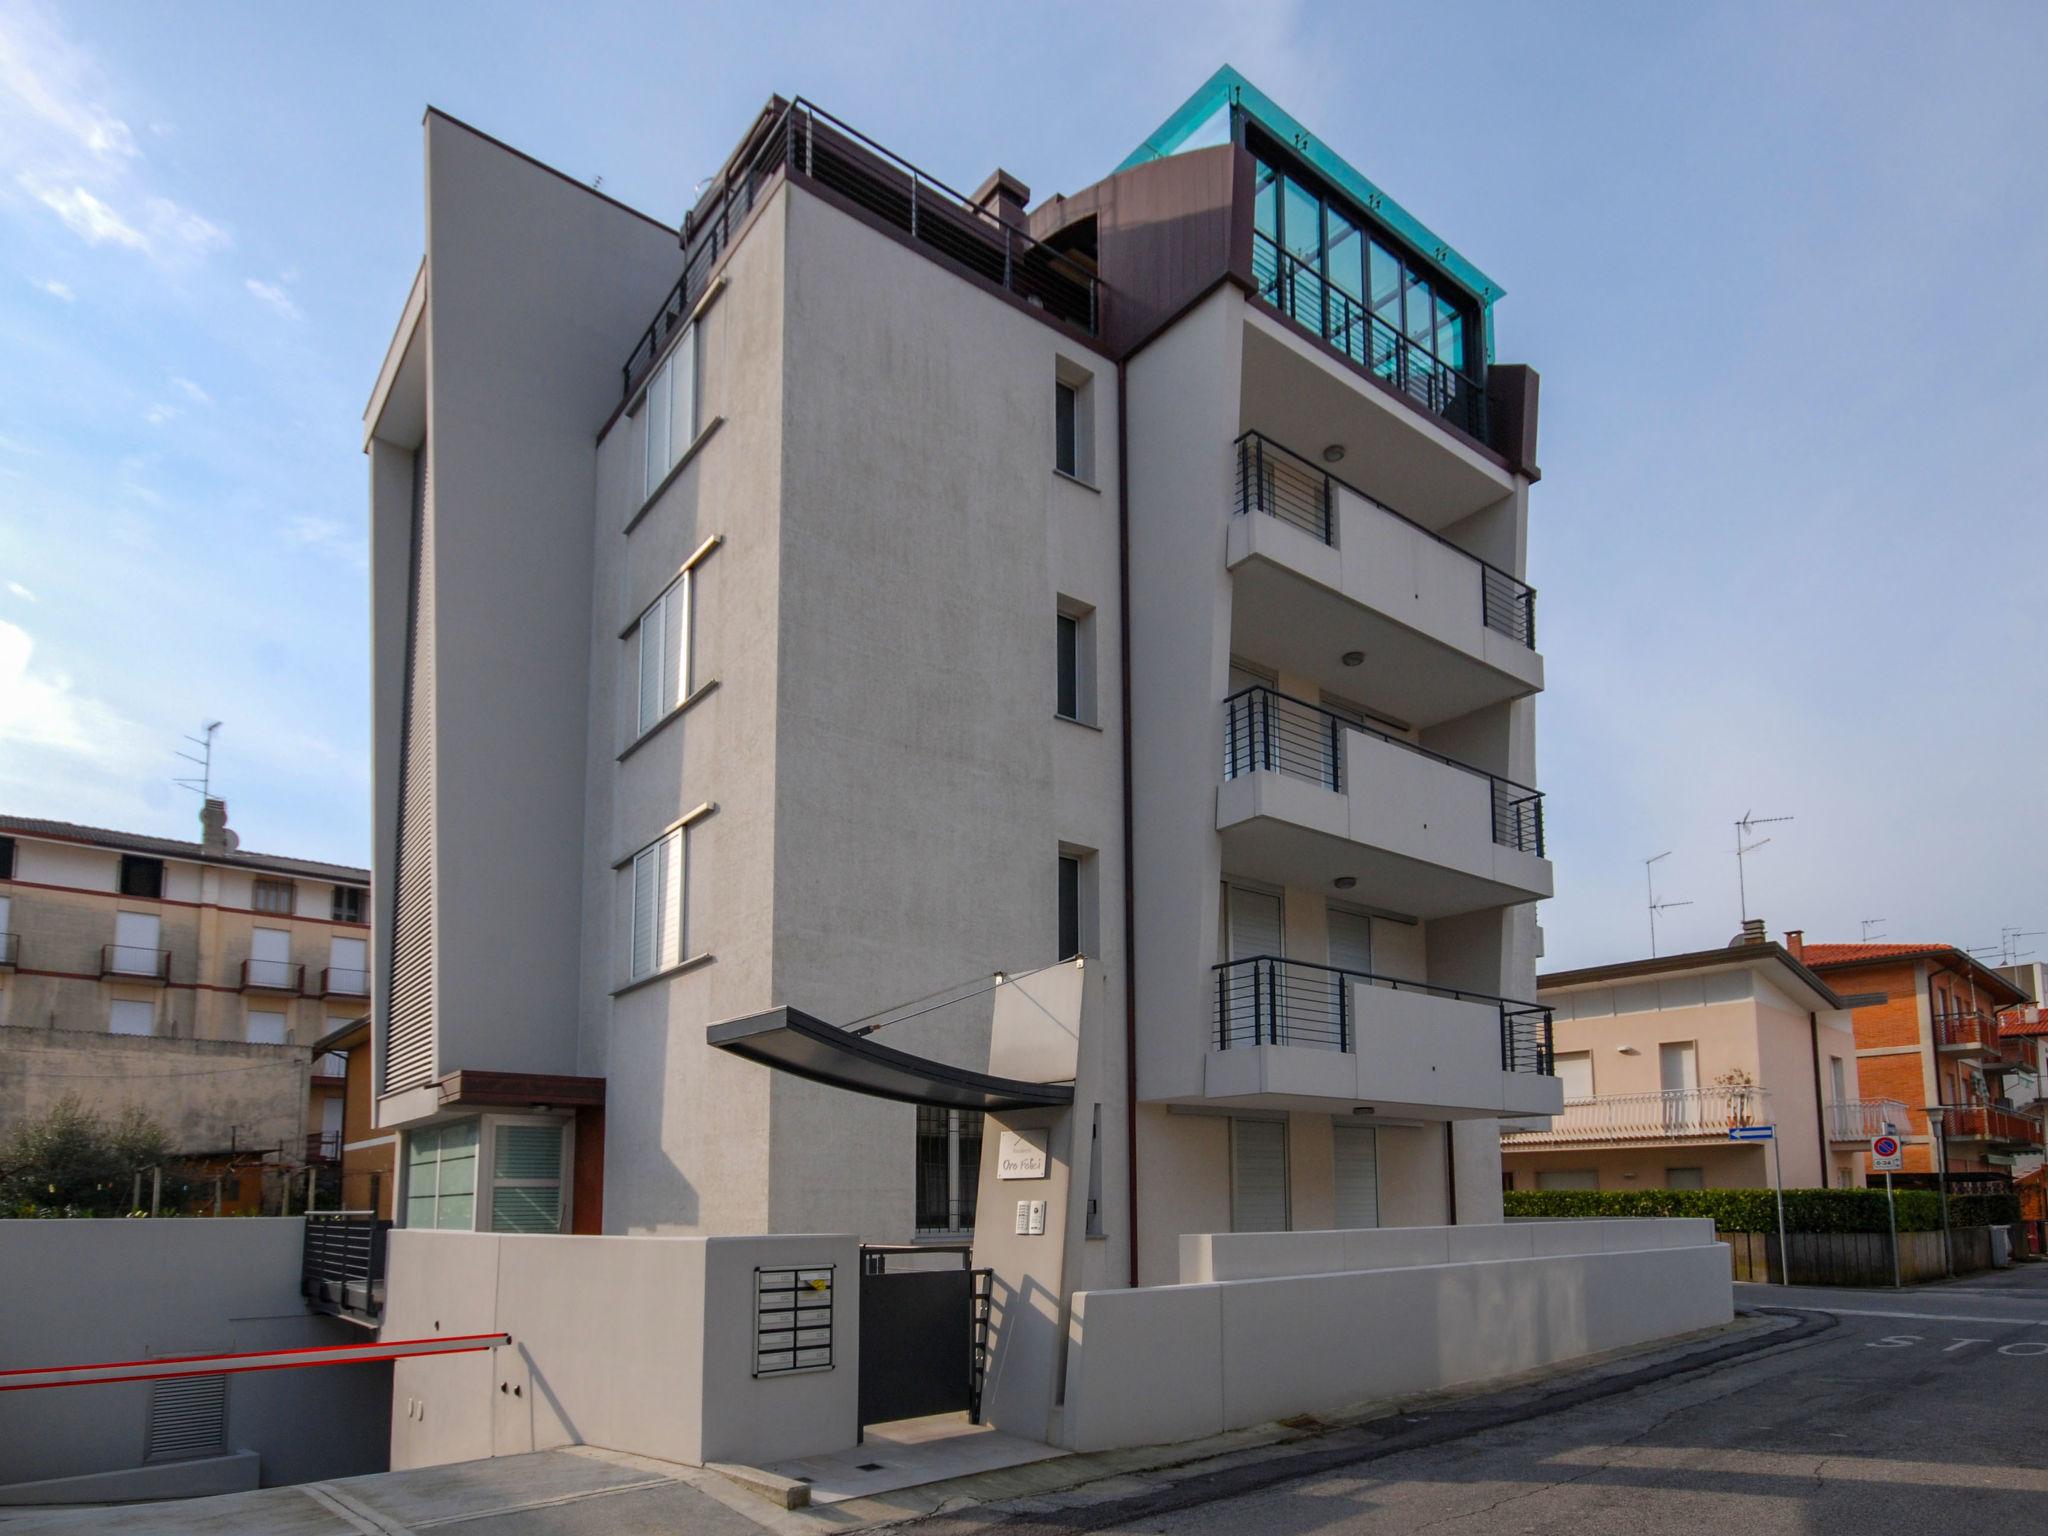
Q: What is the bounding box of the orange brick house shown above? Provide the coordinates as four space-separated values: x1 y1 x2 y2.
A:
1795 936 2037 1178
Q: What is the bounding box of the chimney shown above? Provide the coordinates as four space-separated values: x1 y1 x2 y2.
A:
199 797 239 855
971 168 1031 231
1731 918 1767 947
1784 929 1805 961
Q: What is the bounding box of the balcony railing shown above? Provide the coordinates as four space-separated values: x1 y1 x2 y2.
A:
0 931 15 968
1502 1087 1774 1145
1213 954 1552 1074
1934 1009 1997 1052
1942 1103 2044 1146
99 944 170 981
1233 432 1537 647
306 1131 342 1164
240 957 304 993
1223 686 1546 856
1251 232 1492 448
302 1212 389 1322
624 98 1100 399
314 1051 348 1078
1826 1099 1910 1142
320 966 369 998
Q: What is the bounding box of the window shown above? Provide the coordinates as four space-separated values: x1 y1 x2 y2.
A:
1057 846 1097 961
633 570 693 736
118 855 164 898
328 935 368 995
1536 1169 1598 1191
245 1010 287 1046
251 877 295 914
406 1121 479 1230
112 910 162 975
1053 361 1095 482
109 999 155 1036
915 1107 983 1234
0 836 13 880
1085 1104 1105 1238
1230 1117 1288 1232
331 885 365 924
1054 599 1095 725
1057 855 1081 961
1332 1121 1379 1229
1665 1167 1706 1191
1553 1050 1594 1101
641 325 700 500
248 927 292 988
628 827 686 981
489 1121 566 1233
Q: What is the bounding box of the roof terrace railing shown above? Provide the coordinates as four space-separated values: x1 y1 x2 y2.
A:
1501 1087 1774 1144
623 98 1100 400
1233 432 1536 648
1252 231 1492 448
1223 685 1545 857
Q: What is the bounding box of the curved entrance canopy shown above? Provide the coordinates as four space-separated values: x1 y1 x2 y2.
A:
706 1006 1074 1112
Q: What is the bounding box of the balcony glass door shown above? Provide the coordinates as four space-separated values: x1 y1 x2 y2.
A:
1230 1117 1288 1232
1226 884 1284 1044
1660 1041 1699 1132
250 927 291 989
1327 908 1371 1047
1331 1121 1379 1229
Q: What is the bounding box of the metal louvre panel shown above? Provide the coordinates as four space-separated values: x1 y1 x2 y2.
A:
662 571 688 708
147 1374 227 1461
1332 1123 1379 1229
637 588 666 732
1231 1118 1288 1233
384 439 437 1092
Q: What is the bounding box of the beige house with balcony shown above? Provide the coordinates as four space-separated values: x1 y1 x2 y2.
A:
1504 934 1897 1192
0 803 371 1175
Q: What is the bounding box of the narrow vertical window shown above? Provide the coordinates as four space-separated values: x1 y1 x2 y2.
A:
641 326 700 500
1054 380 1078 476
1057 854 1081 961
1055 613 1078 721
629 827 685 981
643 357 672 498
490 1122 565 1233
633 570 692 736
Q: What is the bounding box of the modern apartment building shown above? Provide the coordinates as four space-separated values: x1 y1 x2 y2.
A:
363 67 1559 1279
0 803 372 1173
1506 932 1897 1192
1798 937 2039 1179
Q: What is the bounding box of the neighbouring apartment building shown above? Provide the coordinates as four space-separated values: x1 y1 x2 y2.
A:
363 67 1558 1279
1798 937 2040 1179
1505 929 1897 1192
0 802 371 1197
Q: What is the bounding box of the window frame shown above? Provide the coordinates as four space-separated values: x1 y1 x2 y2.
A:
914 1106 983 1237
1053 598 1096 726
641 323 702 501
404 1119 481 1231
627 826 687 983
1052 360 1097 484
118 855 164 899
251 876 295 915
331 885 366 924
485 1115 572 1235
633 569 694 737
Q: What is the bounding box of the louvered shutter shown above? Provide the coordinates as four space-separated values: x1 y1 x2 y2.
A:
637 589 666 733
490 1123 564 1233
668 326 697 461
1231 1118 1288 1232
643 361 672 498
1332 1122 1380 1229
658 830 684 970
665 570 689 707
384 440 437 1091
631 845 658 979
147 1374 227 1461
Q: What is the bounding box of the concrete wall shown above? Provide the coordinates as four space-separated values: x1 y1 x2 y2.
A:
384 1229 858 1469
1062 1221 1729 1452
0 1219 389 1500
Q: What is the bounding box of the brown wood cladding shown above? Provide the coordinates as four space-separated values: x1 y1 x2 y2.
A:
437 1069 607 1109
572 1105 605 1234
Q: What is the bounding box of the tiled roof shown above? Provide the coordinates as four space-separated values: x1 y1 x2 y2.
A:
2003 1008 2048 1038
1800 942 1949 966
1800 941 2028 1004
0 814 368 886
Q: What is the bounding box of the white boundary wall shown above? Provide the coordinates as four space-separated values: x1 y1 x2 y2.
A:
385 1231 859 1470
1062 1220 1729 1452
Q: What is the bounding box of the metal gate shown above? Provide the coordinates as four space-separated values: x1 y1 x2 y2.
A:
858 1245 991 1428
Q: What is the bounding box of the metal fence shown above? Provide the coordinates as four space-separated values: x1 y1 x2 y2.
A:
302 1213 389 1321
1503 1087 1774 1144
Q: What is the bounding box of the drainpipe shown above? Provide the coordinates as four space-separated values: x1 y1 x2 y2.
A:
1116 357 1140 1287
1444 1123 1458 1225
1808 1011 1829 1188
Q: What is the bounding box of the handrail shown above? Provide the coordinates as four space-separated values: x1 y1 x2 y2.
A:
1502 1086 1775 1141
241 957 305 992
623 96 1100 398
1233 431 1536 647
0 931 16 966
100 944 170 980
1223 685 1545 856
321 966 370 997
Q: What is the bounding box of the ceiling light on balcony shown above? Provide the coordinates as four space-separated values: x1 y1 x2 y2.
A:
1333 876 1357 890
1341 651 1364 667
1322 444 1345 463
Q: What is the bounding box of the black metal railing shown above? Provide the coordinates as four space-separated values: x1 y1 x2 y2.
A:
320 966 369 998
624 98 1100 399
1233 432 1536 647
305 1131 342 1164
100 944 170 980
0 931 15 967
1214 954 1553 1073
302 1212 389 1321
1252 232 1492 447
1223 686 1546 856
240 957 304 993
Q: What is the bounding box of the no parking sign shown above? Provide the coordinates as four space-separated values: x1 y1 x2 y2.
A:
1871 1133 1903 1172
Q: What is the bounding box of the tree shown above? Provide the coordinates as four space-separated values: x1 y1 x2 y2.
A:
0 1096 172 1216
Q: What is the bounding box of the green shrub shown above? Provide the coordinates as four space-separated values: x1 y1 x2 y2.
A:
1504 1186 2020 1234
0 1095 171 1217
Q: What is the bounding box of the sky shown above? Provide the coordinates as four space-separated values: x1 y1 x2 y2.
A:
0 1 2043 971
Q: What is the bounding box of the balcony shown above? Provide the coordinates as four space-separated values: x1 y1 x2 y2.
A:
0 931 15 969
1227 434 1542 729
306 1130 342 1164
1204 955 1561 1119
1502 1087 1775 1148
314 1051 348 1078
1942 1103 2044 1148
1827 1099 1911 1143
240 957 305 994
1217 687 1551 919
1935 1009 1997 1055
319 966 369 999
99 944 170 982
624 98 1098 399
302 1212 388 1325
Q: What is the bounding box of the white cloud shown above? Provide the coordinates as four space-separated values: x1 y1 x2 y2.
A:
284 515 366 570
5 582 36 602
244 277 301 321
170 375 210 405
0 618 156 793
143 402 176 426
20 174 143 247
33 275 71 300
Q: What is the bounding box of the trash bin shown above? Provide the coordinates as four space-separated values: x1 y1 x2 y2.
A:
1991 1225 2013 1268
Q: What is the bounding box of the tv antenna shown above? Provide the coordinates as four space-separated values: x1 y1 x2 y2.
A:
1733 810 1793 924
1861 918 1887 942
1996 926 2044 966
1644 851 1692 958
173 721 222 800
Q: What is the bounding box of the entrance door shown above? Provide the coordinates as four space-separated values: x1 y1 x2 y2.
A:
858 1251 985 1427
1224 884 1283 1044
1332 1121 1379 1228
1660 1041 1699 1130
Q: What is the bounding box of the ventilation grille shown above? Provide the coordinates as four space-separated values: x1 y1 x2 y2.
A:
384 438 437 1093
146 1374 227 1462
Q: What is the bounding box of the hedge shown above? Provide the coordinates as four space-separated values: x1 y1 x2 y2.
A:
1504 1187 2021 1234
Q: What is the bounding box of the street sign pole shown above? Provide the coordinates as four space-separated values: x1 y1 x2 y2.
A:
1871 1133 1904 1287
1771 1128 1789 1286
1885 1172 1900 1288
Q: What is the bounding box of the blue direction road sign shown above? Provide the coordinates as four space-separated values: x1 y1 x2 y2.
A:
1728 1125 1775 1142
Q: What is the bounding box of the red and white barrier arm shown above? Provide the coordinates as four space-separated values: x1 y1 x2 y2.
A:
0 1333 511 1392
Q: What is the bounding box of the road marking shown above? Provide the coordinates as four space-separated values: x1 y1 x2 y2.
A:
1767 1305 2048 1325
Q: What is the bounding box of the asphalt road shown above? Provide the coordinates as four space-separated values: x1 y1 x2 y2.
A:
946 1268 2048 1536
